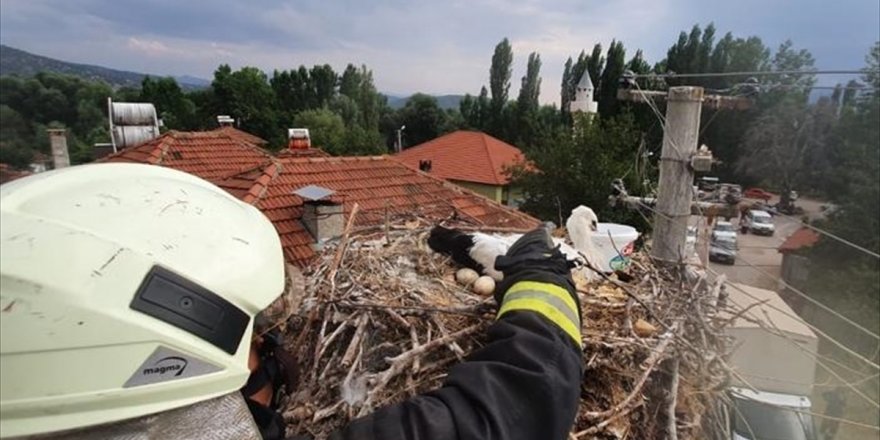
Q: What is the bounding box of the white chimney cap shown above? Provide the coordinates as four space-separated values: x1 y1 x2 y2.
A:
288 128 310 139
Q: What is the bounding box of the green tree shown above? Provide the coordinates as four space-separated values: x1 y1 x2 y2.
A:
211 65 279 142
489 38 514 136
292 108 346 154
508 114 644 224
398 93 447 147
560 57 573 116
515 52 542 146
598 40 626 116
140 76 197 130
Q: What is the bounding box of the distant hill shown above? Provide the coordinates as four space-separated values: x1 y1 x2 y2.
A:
384 93 464 110
0 44 210 90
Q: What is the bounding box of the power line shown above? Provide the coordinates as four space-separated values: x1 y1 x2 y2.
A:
724 283 880 408
627 83 880 338
629 196 880 347
634 69 876 79
770 210 880 259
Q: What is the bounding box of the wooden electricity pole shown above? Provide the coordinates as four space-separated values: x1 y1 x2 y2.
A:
617 86 752 265
653 87 703 263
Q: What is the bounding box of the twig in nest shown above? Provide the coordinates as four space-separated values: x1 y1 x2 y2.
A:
359 324 482 416
328 202 361 296
583 323 678 420
667 357 680 440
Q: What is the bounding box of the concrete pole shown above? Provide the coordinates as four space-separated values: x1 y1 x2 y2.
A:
651 87 703 264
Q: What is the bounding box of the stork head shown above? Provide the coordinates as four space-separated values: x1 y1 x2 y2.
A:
570 205 598 232
566 205 598 253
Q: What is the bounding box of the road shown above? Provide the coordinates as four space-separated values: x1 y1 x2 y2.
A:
701 197 825 290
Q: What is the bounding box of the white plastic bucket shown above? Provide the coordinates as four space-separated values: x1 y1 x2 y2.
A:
591 223 640 272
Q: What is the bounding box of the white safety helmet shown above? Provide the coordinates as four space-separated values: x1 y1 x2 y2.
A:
0 164 285 437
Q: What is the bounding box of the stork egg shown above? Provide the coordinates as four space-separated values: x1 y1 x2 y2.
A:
455 268 480 285
472 276 496 296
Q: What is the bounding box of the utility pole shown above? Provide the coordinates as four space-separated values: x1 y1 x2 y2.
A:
615 85 753 266
651 87 703 264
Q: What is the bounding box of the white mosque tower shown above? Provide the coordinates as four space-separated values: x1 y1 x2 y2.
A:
569 71 598 114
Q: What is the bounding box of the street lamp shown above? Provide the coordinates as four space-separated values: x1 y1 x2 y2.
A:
396 125 406 153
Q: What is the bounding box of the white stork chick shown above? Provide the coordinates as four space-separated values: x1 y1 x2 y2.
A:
428 205 601 282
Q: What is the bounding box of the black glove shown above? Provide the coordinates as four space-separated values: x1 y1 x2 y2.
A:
493 228 580 320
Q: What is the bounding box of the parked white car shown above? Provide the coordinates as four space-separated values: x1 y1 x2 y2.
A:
741 210 775 236
711 221 737 241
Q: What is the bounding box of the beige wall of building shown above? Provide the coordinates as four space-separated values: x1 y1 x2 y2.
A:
450 180 523 207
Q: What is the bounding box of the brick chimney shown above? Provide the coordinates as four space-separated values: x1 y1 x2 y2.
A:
293 185 343 246
287 128 311 150
47 129 70 169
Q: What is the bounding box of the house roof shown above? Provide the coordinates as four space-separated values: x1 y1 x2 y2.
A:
215 155 540 266
212 126 268 146
778 227 821 253
395 131 527 186
0 163 32 185
96 128 539 267
276 148 331 159
99 130 273 180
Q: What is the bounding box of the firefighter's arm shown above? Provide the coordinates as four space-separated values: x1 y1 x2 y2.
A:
332 229 583 440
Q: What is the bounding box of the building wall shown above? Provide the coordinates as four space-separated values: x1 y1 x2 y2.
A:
451 180 502 202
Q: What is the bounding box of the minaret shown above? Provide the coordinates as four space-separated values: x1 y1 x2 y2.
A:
569 71 598 114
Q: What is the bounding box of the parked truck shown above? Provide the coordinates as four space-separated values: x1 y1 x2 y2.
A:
723 283 818 440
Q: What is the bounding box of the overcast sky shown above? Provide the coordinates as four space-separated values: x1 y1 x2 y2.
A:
1 0 878 104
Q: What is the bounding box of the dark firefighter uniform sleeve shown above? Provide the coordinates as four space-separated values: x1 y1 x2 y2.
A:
331 280 583 440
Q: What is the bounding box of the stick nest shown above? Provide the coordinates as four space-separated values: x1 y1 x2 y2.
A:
278 218 732 439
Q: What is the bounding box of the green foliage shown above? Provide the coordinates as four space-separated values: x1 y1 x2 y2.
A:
508 114 646 226
140 76 198 130
398 93 448 147
292 108 346 154
489 38 514 136
0 73 117 168
211 65 278 141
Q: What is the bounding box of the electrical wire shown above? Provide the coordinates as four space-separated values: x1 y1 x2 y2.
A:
769 209 880 259
634 69 876 79
722 281 880 408
631 199 880 367
627 84 880 339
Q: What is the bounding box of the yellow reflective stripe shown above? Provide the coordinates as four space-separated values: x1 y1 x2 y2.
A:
506 281 578 317
498 298 582 346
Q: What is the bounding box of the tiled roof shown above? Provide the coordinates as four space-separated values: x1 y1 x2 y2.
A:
0 163 32 185
218 155 540 266
276 148 331 159
96 128 540 268
395 131 527 186
100 130 273 181
778 227 821 253
212 126 268 146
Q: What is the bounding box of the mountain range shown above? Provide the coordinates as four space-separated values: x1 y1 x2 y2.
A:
0 44 210 90
0 44 463 108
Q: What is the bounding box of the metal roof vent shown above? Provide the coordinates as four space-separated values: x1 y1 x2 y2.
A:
293 185 335 202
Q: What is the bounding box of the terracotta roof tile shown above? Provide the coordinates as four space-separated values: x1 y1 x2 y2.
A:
395 130 527 185
229 155 539 266
212 126 268 146
0 163 32 185
100 130 273 181
99 128 539 268
778 227 821 253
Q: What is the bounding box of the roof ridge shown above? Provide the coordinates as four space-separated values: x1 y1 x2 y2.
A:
478 132 504 186
385 154 538 225
154 135 174 164
241 158 282 205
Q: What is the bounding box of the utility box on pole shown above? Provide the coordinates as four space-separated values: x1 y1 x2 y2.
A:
652 87 703 264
